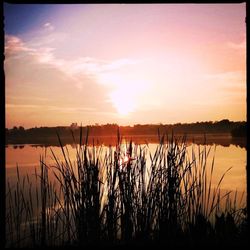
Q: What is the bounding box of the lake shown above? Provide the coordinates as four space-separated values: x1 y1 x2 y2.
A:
6 140 246 195
5 137 247 247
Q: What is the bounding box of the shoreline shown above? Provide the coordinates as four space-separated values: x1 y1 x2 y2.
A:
5 133 246 148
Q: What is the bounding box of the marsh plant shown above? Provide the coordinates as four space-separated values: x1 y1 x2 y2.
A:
5 129 247 247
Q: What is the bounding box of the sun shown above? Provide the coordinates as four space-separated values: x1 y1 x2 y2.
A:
109 88 135 116
116 103 132 116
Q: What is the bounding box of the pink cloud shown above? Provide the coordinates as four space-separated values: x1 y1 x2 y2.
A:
227 34 246 51
5 35 35 56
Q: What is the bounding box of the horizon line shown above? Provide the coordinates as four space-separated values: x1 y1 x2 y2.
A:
6 119 247 130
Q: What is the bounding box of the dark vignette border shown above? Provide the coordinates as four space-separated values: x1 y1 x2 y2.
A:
1 0 248 248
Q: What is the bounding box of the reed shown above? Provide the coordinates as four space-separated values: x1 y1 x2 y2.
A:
5 128 247 247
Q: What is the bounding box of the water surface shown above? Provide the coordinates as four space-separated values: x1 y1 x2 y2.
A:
6 141 246 193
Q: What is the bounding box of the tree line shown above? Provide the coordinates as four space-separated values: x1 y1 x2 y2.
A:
6 119 246 145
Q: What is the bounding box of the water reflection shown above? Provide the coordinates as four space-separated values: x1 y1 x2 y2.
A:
8 134 247 149
6 141 246 192
6 139 247 245
12 145 25 149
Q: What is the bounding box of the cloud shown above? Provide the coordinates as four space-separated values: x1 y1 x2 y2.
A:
227 41 246 50
59 57 139 77
203 71 246 94
32 47 56 64
202 70 246 104
47 106 96 113
6 103 96 112
5 34 138 88
4 37 118 118
43 22 55 31
11 36 141 96
4 35 35 57
6 104 40 109
5 33 145 120
8 96 49 102
227 35 246 51
204 70 245 83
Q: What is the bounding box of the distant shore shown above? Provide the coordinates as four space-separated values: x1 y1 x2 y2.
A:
6 120 246 147
5 133 246 148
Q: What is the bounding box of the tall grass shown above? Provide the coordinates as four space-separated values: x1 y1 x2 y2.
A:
5 129 247 247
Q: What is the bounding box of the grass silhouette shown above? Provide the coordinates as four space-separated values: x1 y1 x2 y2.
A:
5 127 247 247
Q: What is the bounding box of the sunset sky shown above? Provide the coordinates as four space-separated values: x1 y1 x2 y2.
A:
4 3 246 128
